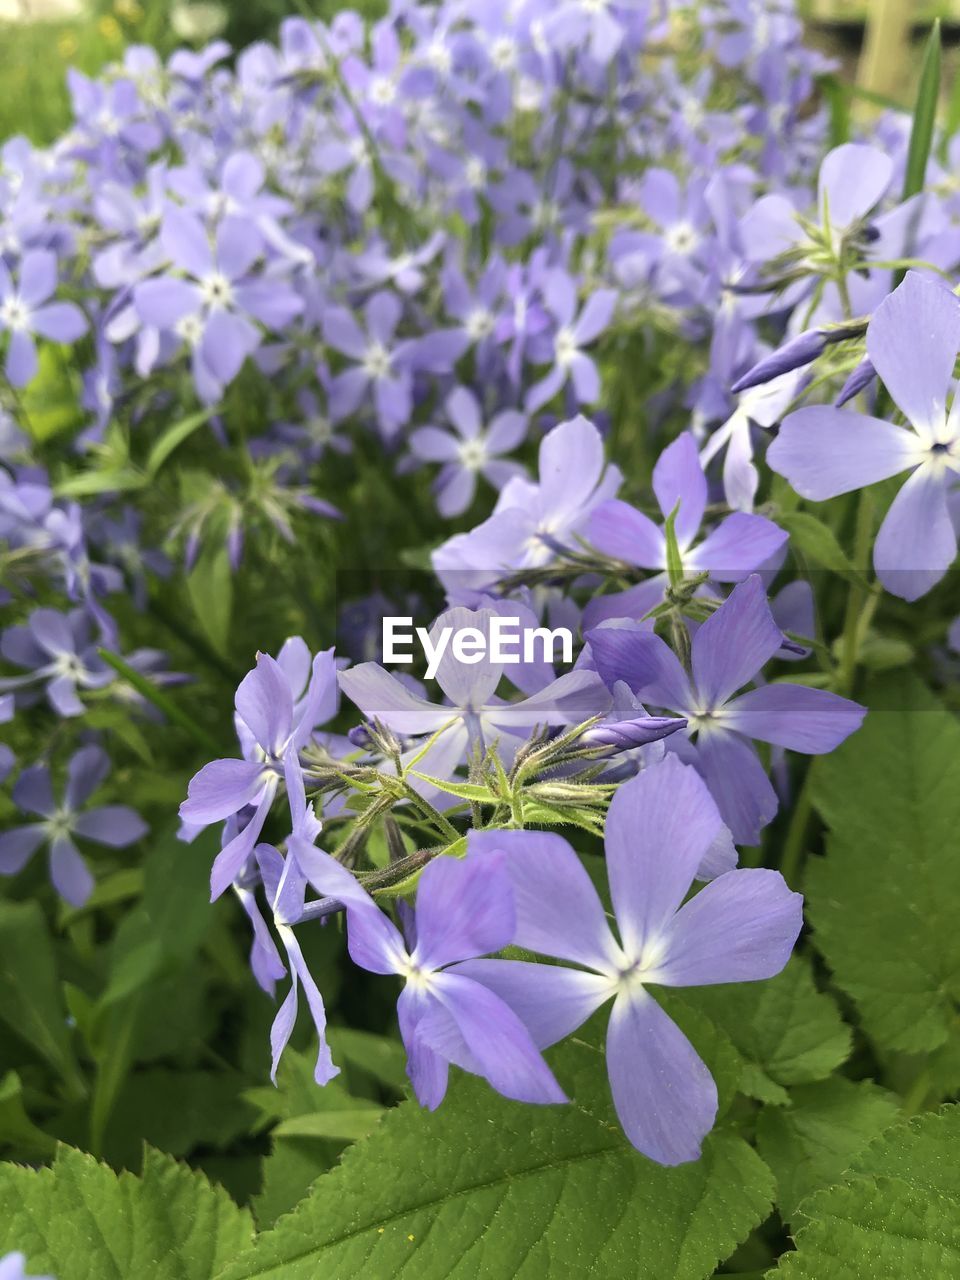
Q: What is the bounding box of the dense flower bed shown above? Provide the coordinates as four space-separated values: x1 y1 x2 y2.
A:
2 3 960 1277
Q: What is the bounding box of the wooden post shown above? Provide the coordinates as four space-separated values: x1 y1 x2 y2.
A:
858 0 914 99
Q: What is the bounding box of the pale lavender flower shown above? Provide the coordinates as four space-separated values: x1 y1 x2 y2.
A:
0 1252 54 1280
0 607 113 717
293 840 567 1108
459 755 802 1164
0 745 148 906
769 272 960 600
587 576 865 844
526 272 617 413
0 251 87 386
409 387 527 517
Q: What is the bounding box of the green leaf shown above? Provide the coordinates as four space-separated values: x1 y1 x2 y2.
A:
0 1144 253 1279
407 772 496 802
663 500 684 587
778 511 857 582
756 1078 899 1222
186 543 234 654
0 1071 57 1158
54 467 146 498
902 20 941 203
770 1106 960 1277
219 1028 775 1280
807 674 960 1054
689 957 850 1106
325 1027 408 1092
145 407 215 477
0 900 83 1096
274 1108 385 1141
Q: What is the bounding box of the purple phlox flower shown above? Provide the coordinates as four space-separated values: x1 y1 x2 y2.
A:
441 255 508 360
698 365 802 512
433 414 622 594
89 506 171 609
108 647 189 720
0 606 113 717
525 271 617 413
0 250 87 386
409 386 527 517
168 40 232 83
91 163 168 288
291 841 567 1109
134 208 303 402
493 258 551 385
739 143 893 273
180 641 339 899
544 0 626 62
769 271 960 601
0 745 148 906
458 755 802 1164
266 385 353 466
339 605 608 790
587 576 866 844
353 230 445 294
633 168 714 303
0 1251 54 1280
66 68 162 157
323 290 414 437
584 431 787 628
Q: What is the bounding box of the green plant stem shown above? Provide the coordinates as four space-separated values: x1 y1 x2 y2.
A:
837 490 875 697
97 649 220 751
778 762 816 888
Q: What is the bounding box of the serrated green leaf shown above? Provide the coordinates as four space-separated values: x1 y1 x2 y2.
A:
756 1078 899 1222
218 1028 774 1280
771 1106 960 1277
807 674 960 1054
0 1144 253 1279
689 957 850 1105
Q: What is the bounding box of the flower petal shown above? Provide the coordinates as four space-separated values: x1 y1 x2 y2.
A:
874 463 957 601
723 684 866 753
691 576 782 708
768 407 919 501
607 989 717 1165
451 958 611 1049
652 432 706 547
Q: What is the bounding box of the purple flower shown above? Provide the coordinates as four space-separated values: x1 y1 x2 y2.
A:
0 1252 53 1280
769 272 960 601
339 606 607 787
525 273 617 413
292 842 567 1109
585 432 787 627
699 367 803 512
134 208 303 402
459 755 802 1164
433 414 622 593
0 745 148 906
587 576 866 844
323 291 420 439
180 642 339 900
0 251 87 387
0 607 113 717
409 387 527 517
581 682 688 750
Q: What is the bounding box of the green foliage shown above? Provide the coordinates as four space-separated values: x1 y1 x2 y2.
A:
690 957 850 1106
219 1023 775 1280
0 1145 253 1279
807 674 960 1055
772 1106 960 1277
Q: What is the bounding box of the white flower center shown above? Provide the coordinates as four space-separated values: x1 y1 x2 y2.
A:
44 808 75 840
176 314 204 346
363 341 392 380
457 437 487 471
555 326 579 368
200 272 234 310
1 296 30 332
369 76 396 106
665 221 699 255
466 307 494 339
490 36 517 69
465 157 487 190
